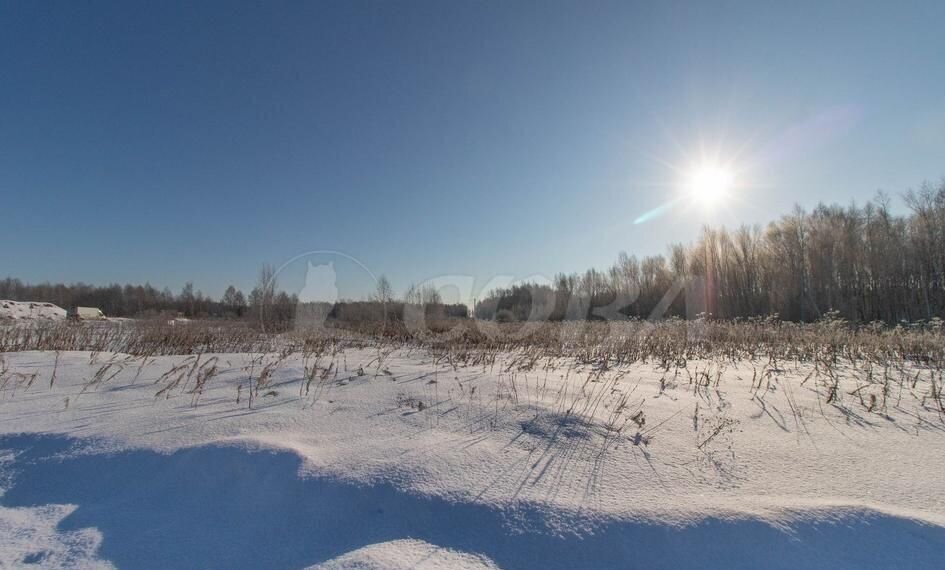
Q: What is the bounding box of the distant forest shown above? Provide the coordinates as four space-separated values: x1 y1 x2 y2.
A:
4 180 944 325
0 279 249 319
477 180 945 324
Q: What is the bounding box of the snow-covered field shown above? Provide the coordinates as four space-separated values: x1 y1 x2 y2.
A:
1 348 943 568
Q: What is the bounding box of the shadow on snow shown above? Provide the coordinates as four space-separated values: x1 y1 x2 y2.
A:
1 434 943 569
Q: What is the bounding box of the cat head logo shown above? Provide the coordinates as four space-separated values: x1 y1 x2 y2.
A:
299 261 338 304
267 249 378 333
294 261 338 330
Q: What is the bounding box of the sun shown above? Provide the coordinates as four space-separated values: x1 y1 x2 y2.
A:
685 162 734 205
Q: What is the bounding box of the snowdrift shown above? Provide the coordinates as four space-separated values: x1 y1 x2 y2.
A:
0 300 66 321
1 349 943 568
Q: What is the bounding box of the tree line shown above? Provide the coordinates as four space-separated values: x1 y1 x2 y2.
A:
5 180 944 325
0 266 468 327
476 180 945 324
0 279 252 319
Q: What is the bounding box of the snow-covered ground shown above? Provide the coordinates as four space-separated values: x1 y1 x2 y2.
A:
1 348 943 568
0 301 66 322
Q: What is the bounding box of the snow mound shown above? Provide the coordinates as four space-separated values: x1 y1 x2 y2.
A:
0 446 110 568
0 300 66 321
311 539 499 570
0 502 110 569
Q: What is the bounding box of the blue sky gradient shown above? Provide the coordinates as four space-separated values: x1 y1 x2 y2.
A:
2 0 943 298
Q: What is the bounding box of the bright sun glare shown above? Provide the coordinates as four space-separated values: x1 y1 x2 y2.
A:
685 163 734 205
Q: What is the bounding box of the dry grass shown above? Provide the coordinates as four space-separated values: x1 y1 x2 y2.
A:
1 316 943 498
2 317 943 436
2 317 943 366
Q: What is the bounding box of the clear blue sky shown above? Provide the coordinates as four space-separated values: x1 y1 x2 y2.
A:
3 0 943 299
